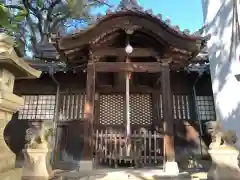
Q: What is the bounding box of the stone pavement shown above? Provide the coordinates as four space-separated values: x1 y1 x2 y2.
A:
52 168 208 180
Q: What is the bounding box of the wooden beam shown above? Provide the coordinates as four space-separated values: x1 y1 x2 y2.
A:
92 48 158 57
95 62 162 72
114 56 126 89
161 60 175 162
82 62 95 162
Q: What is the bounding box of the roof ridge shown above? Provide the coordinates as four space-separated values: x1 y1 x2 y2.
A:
116 0 143 11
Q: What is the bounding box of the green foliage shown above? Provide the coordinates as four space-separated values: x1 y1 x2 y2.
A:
0 4 9 26
36 0 44 7
0 3 26 34
1 0 110 57
67 0 85 18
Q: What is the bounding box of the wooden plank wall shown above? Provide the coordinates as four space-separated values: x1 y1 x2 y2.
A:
8 71 214 167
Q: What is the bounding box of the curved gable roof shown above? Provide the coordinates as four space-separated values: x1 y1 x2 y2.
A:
55 1 210 53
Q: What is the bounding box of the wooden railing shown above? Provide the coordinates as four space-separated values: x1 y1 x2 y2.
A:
93 130 164 168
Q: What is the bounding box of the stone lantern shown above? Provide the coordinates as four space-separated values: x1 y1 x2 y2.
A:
0 33 41 180
205 121 240 180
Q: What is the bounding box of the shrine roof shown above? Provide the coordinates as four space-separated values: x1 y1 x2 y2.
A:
53 0 210 52
33 0 210 73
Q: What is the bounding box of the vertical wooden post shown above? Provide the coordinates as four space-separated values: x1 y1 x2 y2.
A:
53 93 64 167
52 84 60 165
54 123 64 165
82 61 95 166
161 60 175 163
125 57 131 156
152 91 161 129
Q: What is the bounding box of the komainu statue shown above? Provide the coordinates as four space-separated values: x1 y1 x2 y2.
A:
22 124 53 179
206 121 237 149
25 124 52 149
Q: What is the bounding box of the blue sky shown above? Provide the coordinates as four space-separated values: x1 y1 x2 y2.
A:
95 0 203 33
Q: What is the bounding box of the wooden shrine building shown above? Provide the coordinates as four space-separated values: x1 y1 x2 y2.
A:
7 0 214 170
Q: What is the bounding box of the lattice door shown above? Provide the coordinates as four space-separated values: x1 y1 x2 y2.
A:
99 94 124 125
99 94 153 125
130 94 153 125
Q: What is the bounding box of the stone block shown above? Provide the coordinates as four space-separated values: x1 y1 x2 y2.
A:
208 149 240 180
22 149 53 180
78 160 93 170
164 161 179 176
0 168 22 180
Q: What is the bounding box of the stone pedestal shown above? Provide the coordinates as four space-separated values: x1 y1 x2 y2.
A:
0 111 19 172
0 33 41 180
22 149 53 180
78 160 93 170
164 161 179 176
208 148 240 180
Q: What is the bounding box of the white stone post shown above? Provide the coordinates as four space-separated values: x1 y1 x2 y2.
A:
22 149 53 180
208 148 240 180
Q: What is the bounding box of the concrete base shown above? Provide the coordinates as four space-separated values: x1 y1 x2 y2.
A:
21 176 49 180
208 149 240 180
22 149 53 180
78 161 93 170
0 150 16 173
53 168 193 180
0 168 22 180
164 161 180 176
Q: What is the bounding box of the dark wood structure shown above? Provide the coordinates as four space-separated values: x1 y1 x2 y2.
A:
7 0 215 170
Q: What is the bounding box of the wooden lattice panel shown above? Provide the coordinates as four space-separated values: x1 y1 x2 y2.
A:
173 95 191 120
18 95 56 120
130 94 152 125
60 92 86 120
99 94 124 125
196 96 215 120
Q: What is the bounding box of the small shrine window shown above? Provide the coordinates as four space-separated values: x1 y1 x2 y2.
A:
196 96 215 121
173 95 191 120
59 92 86 120
18 95 56 120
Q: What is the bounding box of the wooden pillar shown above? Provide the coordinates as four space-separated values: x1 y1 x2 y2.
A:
53 93 64 166
83 62 96 162
54 123 64 165
161 60 175 162
152 91 161 129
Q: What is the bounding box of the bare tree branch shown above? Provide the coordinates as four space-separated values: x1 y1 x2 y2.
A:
25 13 38 53
44 0 62 33
3 0 111 57
4 5 24 10
50 14 70 33
22 0 43 36
94 0 112 8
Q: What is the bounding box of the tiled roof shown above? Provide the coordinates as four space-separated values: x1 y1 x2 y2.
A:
66 0 210 41
36 0 210 64
117 0 143 11
35 35 59 60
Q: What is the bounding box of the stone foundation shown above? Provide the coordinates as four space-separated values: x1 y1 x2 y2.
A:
22 149 53 180
164 161 179 176
0 168 22 180
208 148 240 180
